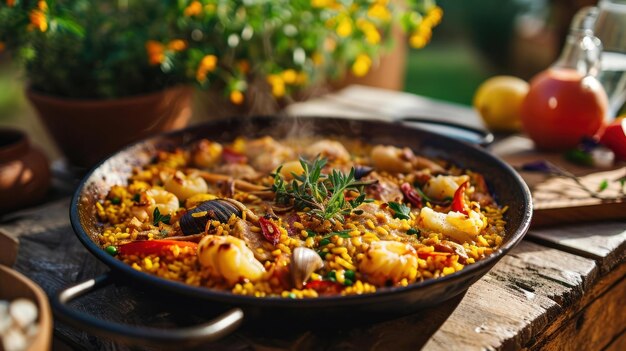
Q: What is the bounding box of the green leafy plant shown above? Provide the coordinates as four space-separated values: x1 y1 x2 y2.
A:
0 0 441 103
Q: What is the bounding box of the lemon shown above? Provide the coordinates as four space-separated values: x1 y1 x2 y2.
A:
473 75 529 132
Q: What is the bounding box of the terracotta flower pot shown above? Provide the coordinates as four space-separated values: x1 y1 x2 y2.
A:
0 128 50 214
26 85 193 168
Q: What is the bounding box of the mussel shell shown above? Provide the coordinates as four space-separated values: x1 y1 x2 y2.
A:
354 165 374 180
180 199 242 235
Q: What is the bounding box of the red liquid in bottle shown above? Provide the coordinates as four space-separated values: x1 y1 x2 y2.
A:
521 67 608 151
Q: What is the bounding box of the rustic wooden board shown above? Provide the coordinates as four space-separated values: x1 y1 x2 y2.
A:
492 135 626 227
4 198 620 351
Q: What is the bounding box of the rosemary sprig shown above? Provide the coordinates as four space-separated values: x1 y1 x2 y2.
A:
272 157 374 223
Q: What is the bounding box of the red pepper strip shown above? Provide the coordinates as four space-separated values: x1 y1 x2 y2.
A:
303 280 344 294
117 240 198 256
451 181 470 215
400 182 423 208
417 251 452 259
222 147 247 164
259 217 281 245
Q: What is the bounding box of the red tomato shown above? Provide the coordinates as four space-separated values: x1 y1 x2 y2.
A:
599 118 626 161
521 68 608 151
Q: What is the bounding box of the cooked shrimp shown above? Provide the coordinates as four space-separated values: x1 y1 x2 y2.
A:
131 189 179 221
359 240 418 285
192 139 223 168
198 235 266 285
370 145 413 173
422 175 470 200
164 171 209 201
304 139 350 163
417 207 486 243
244 136 295 173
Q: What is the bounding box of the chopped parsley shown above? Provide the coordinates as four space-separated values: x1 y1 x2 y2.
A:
388 201 411 220
152 207 171 226
407 228 420 235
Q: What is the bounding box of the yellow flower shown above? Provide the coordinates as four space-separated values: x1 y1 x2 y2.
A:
358 20 380 44
409 33 427 49
336 17 353 37
311 0 333 8
351 54 372 77
168 39 187 52
367 4 391 22
28 10 47 32
230 90 244 105
38 0 47 11
267 74 285 98
145 40 165 65
281 69 297 85
184 1 203 17
196 54 218 83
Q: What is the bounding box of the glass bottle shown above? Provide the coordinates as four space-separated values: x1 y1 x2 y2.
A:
520 7 609 151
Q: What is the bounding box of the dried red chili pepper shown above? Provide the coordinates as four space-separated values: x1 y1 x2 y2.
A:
303 280 344 294
400 182 422 208
451 181 470 215
117 240 198 256
222 147 247 164
259 216 281 245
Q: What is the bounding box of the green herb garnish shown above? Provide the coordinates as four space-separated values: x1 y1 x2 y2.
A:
110 197 121 205
306 229 317 238
152 207 171 226
272 157 373 223
132 193 140 202
388 201 411 220
407 228 420 235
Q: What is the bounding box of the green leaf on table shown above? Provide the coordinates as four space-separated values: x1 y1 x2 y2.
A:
597 179 609 192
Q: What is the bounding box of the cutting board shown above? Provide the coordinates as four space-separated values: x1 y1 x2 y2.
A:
492 136 626 227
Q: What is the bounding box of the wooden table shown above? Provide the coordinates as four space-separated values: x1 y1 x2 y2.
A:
1 85 625 350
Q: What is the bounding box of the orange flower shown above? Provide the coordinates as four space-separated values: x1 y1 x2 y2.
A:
145 40 165 65
0 42 5 53
6 0 15 7
230 90 244 105
184 1 202 17
28 10 47 32
196 55 218 83
38 0 47 11
168 39 187 52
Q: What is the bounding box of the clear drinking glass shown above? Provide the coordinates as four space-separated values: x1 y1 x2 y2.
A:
594 0 626 118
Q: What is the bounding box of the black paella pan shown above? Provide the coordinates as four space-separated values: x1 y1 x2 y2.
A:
54 116 532 347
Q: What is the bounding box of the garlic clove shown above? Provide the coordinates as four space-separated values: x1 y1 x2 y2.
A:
291 247 324 289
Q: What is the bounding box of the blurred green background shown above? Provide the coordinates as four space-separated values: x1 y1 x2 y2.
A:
0 0 594 159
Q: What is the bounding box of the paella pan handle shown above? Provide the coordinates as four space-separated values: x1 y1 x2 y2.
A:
52 272 244 347
397 117 494 147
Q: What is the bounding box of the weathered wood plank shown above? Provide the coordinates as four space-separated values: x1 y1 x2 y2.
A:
605 329 626 351
525 221 626 274
530 275 626 351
